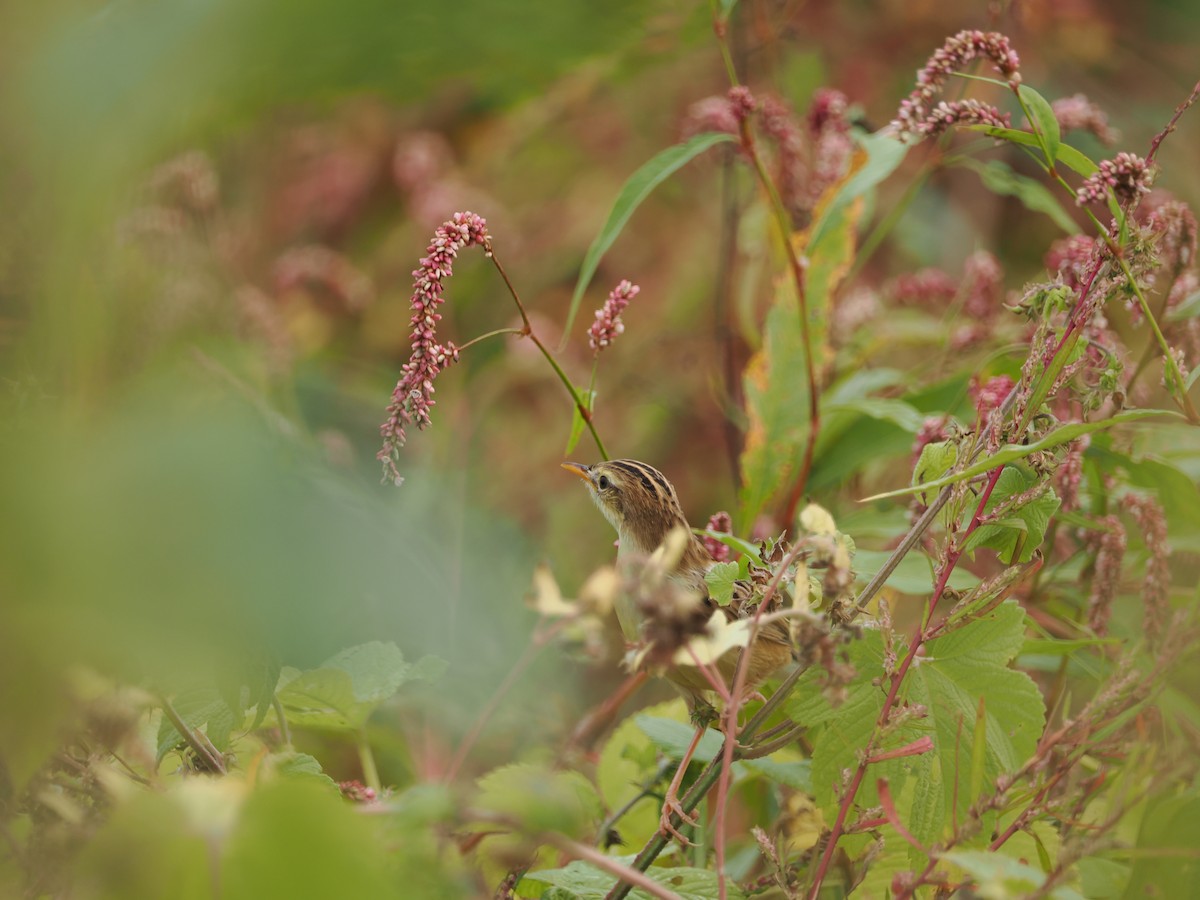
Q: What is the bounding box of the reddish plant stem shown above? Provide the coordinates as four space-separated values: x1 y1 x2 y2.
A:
807 466 1004 899
713 15 821 532
714 540 811 900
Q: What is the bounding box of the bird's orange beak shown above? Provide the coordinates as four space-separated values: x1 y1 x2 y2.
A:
560 461 591 483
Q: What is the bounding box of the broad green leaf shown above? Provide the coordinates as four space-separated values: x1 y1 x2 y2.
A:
970 125 1099 177
275 642 443 731
902 601 1044 843
943 851 1084 900
808 130 908 253
564 132 736 337
955 158 1079 234
475 763 601 840
268 751 339 790
523 859 745 900
741 756 812 791
1018 84 1061 167
596 700 682 846
739 172 858 524
704 560 740 605
864 409 1178 502
1019 637 1119 655
794 602 1044 851
824 397 927 434
961 466 1060 563
635 715 722 763
223 780 407 899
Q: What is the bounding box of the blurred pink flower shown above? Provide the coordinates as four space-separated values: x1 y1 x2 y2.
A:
1051 94 1118 145
703 511 733 563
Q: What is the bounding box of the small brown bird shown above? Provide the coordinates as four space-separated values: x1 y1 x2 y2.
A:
562 458 792 840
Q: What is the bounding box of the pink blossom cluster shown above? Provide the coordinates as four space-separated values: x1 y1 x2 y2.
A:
727 85 758 123
803 89 854 208
1051 94 1118 145
892 30 1021 139
911 416 950 463
1121 494 1170 645
1086 514 1126 637
962 250 1004 320
971 374 1015 419
1054 434 1090 513
1045 234 1099 291
703 511 733 563
681 95 741 138
1075 152 1154 207
273 245 374 311
588 279 640 353
378 211 490 485
887 268 958 307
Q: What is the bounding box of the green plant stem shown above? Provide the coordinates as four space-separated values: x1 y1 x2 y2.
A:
486 251 609 459
1119 256 1199 421
604 662 809 900
357 729 381 792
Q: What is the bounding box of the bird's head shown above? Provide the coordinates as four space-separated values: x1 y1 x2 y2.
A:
561 459 697 559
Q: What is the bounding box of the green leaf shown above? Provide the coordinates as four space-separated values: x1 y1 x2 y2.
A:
564 132 736 337
969 125 1099 177
269 751 339 790
740 167 859 524
864 409 1178 502
808 130 908 253
962 466 1061 563
1018 84 1061 167
223 780 404 899
635 716 723 763
824 397 927 434
475 763 601 840
943 850 1084 900
275 642 442 731
1165 288 1200 321
911 440 958 502
741 757 812 791
523 859 744 899
704 560 740 606
903 602 1045 843
955 158 1079 234
795 602 1045 849
853 549 981 595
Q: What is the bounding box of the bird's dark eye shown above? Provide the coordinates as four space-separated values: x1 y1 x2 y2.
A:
598 475 610 490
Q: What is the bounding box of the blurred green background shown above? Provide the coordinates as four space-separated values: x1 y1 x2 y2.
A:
2 0 1200 894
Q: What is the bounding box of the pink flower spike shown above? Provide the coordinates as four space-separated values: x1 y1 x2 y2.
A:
377 211 490 485
588 279 640 354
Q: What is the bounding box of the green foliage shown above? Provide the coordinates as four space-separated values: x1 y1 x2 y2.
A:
274 641 445 732
703 560 741 605
565 132 738 336
964 465 1061 563
522 859 744 900
475 763 602 840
